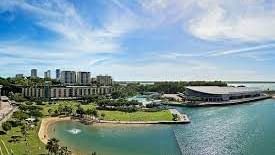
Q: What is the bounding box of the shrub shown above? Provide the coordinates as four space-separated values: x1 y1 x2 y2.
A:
2 122 12 131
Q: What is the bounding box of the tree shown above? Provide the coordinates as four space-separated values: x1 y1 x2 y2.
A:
9 93 27 102
86 108 98 119
21 123 31 154
59 146 71 155
12 111 28 121
48 108 53 116
100 113 105 120
2 122 12 131
9 135 21 143
76 105 85 118
46 138 60 155
20 124 29 141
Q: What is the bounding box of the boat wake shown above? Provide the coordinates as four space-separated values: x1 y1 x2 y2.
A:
67 128 82 135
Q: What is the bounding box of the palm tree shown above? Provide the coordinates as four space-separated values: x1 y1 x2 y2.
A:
58 146 71 155
46 138 60 155
20 124 29 141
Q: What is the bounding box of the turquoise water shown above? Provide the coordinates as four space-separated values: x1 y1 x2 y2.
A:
49 123 181 155
50 99 275 155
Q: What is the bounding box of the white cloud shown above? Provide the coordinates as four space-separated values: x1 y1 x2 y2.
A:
138 0 275 42
208 43 275 56
186 0 275 42
0 0 139 55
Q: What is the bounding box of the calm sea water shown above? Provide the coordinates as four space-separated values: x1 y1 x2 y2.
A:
49 122 181 155
49 99 275 155
228 83 275 90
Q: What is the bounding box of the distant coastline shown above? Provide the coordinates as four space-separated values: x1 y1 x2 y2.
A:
116 81 275 84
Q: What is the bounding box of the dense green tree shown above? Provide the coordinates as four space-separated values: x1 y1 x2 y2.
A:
76 105 85 118
2 122 12 131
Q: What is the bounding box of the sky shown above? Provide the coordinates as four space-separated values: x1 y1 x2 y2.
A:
0 0 275 81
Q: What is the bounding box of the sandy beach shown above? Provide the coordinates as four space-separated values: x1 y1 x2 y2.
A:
38 117 154 144
38 116 71 144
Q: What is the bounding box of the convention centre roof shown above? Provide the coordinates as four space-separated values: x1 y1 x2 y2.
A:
186 86 261 95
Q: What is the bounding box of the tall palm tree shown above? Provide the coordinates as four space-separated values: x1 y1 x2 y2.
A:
20 124 29 141
21 123 30 154
59 146 71 155
46 139 54 155
46 138 60 155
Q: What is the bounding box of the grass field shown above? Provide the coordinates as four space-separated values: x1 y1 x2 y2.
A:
101 110 173 121
0 101 173 154
0 124 46 155
41 101 173 121
41 101 96 116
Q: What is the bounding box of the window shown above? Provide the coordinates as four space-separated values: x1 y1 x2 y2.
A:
58 89 62 97
53 89 56 98
64 89 67 97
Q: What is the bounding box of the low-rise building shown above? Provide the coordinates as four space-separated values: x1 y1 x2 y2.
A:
16 74 24 78
22 85 114 100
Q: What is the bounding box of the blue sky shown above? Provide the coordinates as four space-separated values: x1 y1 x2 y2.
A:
1 0 275 81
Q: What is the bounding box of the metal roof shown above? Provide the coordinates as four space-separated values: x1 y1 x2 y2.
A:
186 86 261 95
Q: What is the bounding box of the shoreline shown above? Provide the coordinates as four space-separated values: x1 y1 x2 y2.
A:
38 115 190 144
38 116 71 144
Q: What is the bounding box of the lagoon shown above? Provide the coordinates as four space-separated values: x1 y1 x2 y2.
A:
49 99 275 155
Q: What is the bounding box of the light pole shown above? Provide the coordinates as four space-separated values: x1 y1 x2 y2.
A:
0 85 2 97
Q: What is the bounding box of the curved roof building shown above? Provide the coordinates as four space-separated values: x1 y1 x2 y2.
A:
185 86 262 102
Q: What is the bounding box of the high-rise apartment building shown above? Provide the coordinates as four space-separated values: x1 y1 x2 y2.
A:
77 72 91 85
60 71 76 85
56 69 61 80
31 69 37 78
96 75 113 86
44 70 51 79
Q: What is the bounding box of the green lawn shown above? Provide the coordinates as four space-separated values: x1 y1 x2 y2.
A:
41 101 173 121
41 101 96 116
101 110 173 121
0 101 173 154
0 124 46 155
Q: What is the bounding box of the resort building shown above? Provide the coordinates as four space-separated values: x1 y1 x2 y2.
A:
96 75 113 86
60 71 76 85
22 85 114 100
31 69 38 78
77 72 91 85
185 86 262 102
